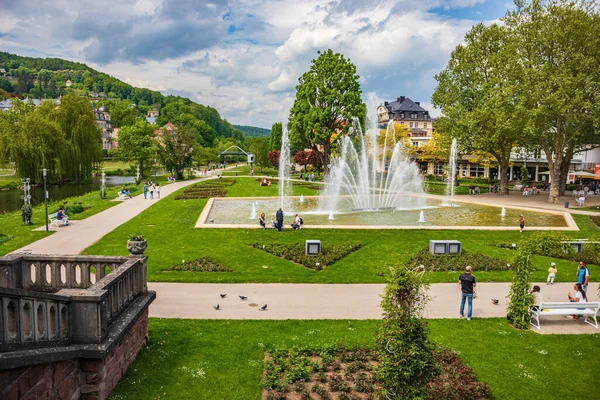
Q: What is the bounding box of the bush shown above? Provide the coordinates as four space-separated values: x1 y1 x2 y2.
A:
406 248 511 272
163 257 233 272
591 215 600 229
426 174 436 181
250 242 362 270
567 184 576 191
0 234 11 244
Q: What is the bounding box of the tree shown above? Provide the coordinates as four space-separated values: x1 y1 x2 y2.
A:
269 122 283 150
116 119 157 178
293 150 309 172
159 124 196 180
433 23 526 195
505 0 600 203
288 50 367 173
247 137 270 172
107 100 137 128
267 150 280 168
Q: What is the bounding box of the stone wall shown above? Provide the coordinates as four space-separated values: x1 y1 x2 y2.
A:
0 309 149 400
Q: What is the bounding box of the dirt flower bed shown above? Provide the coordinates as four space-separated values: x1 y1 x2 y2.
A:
250 242 362 271
163 257 233 272
174 179 237 200
406 248 511 272
262 345 491 400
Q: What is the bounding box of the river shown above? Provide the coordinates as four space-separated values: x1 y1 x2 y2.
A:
0 176 136 213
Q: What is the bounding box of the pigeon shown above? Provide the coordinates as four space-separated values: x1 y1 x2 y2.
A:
491 299 499 305
220 294 227 298
259 304 268 311
214 304 220 310
239 296 248 300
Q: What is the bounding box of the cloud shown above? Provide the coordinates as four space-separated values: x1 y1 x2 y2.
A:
0 0 503 128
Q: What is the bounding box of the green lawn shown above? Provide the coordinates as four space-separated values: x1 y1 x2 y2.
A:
0 185 139 255
83 178 600 284
108 318 600 400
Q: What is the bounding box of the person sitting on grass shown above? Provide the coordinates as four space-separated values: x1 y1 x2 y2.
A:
57 208 69 226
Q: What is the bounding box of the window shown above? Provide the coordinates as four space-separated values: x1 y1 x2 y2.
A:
409 122 413 128
424 123 428 129
414 122 419 128
412 113 417 118
469 164 484 177
400 121 404 125
434 163 445 175
412 142 419 147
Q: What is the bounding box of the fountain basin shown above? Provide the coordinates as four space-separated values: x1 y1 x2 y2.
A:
196 196 576 230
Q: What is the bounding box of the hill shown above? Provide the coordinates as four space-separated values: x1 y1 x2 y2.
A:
233 125 271 138
0 52 244 145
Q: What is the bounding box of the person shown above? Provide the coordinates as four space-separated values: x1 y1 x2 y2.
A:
459 266 476 320
576 261 590 292
143 182 148 199
275 208 284 232
120 187 131 198
155 184 161 199
259 213 266 229
518 214 525 232
56 208 69 226
305 173 309 181
547 262 557 285
149 184 154 199
567 283 588 319
291 213 302 230
530 285 542 311
576 195 585 206
270 216 276 228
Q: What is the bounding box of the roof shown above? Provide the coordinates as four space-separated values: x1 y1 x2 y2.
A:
146 117 157 124
387 97 427 113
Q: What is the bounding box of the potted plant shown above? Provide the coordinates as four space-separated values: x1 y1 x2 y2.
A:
127 235 147 255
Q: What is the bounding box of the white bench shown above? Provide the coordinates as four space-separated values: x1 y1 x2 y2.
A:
118 191 131 200
530 301 600 329
48 213 60 229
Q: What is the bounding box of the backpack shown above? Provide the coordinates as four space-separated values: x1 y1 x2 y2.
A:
299 217 304 225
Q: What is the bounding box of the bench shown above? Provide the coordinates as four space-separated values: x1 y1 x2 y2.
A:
530 301 600 329
48 213 60 229
118 191 131 200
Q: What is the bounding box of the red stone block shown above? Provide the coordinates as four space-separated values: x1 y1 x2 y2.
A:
85 372 103 385
2 384 20 400
27 365 44 386
81 359 104 373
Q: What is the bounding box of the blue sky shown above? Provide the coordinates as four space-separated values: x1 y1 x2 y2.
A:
0 0 510 128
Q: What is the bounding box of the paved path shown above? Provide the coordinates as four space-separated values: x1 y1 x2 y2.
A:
13 177 214 255
148 282 599 334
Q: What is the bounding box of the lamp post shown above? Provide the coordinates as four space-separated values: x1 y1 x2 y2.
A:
100 168 106 198
154 158 157 182
43 168 48 232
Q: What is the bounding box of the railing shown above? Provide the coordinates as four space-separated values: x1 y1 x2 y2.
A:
0 253 148 350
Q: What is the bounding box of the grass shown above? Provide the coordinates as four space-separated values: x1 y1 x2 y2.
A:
108 318 600 400
572 205 600 213
0 185 138 255
83 178 600 284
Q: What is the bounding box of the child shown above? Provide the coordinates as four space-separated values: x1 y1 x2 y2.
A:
270 216 276 229
547 262 557 285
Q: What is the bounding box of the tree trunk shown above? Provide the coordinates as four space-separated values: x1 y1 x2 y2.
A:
499 162 510 195
323 140 331 178
548 162 562 204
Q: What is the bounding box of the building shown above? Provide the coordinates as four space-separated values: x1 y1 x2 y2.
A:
65 79 72 87
94 103 117 150
147 108 159 118
377 96 434 148
154 122 177 140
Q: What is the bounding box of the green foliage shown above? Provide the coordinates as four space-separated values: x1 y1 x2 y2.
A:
104 100 137 127
520 166 529 185
567 184 576 191
269 122 283 150
130 235 145 241
250 242 362 271
375 266 437 399
115 119 157 178
288 50 367 172
522 232 574 259
507 238 535 329
246 137 270 171
233 125 271 138
164 257 233 272
159 124 196 180
406 248 511 272
0 234 11 244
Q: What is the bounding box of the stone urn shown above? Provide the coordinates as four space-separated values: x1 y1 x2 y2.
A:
127 240 147 255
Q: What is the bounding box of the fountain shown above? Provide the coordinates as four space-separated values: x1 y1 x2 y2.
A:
501 207 506 217
328 211 335 220
278 127 292 211
319 117 426 214
443 138 458 206
300 195 304 203
418 211 426 223
250 202 257 220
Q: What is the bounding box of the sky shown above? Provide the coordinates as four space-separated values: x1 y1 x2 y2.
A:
0 0 511 129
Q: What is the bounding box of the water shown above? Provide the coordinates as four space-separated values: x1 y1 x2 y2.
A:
0 176 135 213
419 210 426 223
444 138 458 206
299 195 304 203
319 116 426 213
278 128 292 211
250 202 257 220
501 207 506 217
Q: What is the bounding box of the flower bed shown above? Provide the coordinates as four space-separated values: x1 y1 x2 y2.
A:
174 180 237 200
406 248 511 272
262 345 491 400
163 257 233 272
250 242 362 271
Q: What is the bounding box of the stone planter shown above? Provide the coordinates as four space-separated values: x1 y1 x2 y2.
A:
127 240 147 255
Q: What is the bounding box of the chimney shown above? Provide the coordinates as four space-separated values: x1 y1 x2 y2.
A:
397 96 406 103
384 101 388 106
415 101 420 106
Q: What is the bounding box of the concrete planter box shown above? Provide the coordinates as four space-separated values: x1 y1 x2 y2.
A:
127 240 147 255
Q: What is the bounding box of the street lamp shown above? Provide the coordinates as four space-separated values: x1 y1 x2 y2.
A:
43 168 48 232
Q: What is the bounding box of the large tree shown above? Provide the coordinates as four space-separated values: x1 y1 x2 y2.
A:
269 122 283 150
116 119 157 178
433 23 526 195
159 124 196 180
288 50 367 173
247 137 270 172
505 0 600 203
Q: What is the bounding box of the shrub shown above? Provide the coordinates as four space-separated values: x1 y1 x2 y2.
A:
507 239 535 329
0 233 11 244
250 242 362 270
591 215 600 229
406 248 510 272
567 184 576 191
163 257 233 272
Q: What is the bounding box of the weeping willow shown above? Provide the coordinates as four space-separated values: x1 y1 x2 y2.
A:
0 94 102 183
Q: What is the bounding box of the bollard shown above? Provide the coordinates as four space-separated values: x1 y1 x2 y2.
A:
564 201 569 208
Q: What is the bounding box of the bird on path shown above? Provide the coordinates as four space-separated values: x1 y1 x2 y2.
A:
239 296 248 300
214 304 220 310
259 304 268 311
491 299 499 305
220 294 227 298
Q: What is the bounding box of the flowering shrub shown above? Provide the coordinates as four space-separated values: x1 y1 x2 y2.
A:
250 242 362 270
130 235 145 241
174 180 236 200
164 257 233 272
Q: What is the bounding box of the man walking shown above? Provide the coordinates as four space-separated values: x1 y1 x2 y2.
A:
275 208 284 232
459 266 476 320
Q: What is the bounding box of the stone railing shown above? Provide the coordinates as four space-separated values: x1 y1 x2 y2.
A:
0 253 148 352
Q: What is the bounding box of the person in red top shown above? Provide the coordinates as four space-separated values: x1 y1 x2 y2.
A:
459 266 476 320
